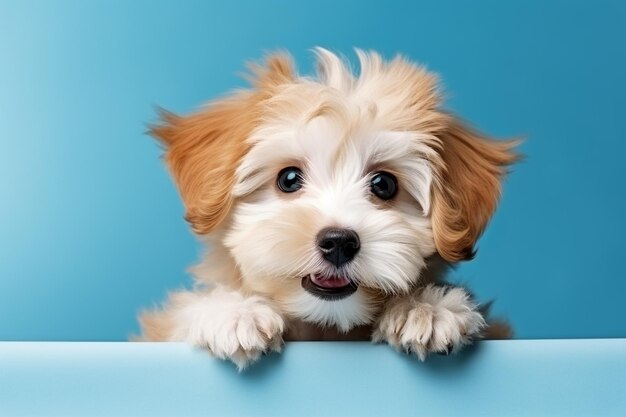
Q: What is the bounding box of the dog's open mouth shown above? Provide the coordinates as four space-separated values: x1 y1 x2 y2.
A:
301 273 358 301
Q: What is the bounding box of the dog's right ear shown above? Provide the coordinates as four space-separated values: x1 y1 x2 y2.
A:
150 54 295 234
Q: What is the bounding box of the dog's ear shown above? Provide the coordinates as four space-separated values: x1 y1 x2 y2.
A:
150 54 295 234
430 117 519 262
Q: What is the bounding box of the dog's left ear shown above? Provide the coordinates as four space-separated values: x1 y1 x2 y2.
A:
430 117 519 262
150 54 295 234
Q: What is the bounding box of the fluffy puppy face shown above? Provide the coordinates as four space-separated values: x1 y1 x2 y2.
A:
152 49 517 332
227 117 437 330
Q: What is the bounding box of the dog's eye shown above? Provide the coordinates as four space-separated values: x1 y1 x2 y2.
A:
277 167 304 193
370 171 398 200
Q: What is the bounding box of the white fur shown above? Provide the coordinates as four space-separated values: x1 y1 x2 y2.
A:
166 287 284 370
372 284 486 360
283 288 377 332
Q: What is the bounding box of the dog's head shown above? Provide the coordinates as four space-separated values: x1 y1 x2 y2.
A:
151 49 517 331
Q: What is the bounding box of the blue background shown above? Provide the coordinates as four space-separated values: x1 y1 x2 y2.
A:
1 0 625 340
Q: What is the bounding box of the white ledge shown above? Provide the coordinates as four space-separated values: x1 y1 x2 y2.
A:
1 340 625 416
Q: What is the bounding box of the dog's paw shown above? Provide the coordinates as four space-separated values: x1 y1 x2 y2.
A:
185 290 285 370
372 285 486 360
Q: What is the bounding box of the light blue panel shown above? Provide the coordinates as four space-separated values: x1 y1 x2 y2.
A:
1 341 625 417
1 0 626 340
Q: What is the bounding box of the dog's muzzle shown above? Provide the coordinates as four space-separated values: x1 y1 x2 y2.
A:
301 273 358 301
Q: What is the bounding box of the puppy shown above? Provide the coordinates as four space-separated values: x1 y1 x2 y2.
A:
139 48 517 369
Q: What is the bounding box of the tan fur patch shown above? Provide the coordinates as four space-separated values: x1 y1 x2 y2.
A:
430 118 519 262
137 291 193 341
150 54 295 234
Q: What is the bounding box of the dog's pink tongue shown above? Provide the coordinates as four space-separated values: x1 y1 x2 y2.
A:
311 274 350 288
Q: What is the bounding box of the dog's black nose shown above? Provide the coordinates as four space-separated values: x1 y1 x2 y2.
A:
316 228 360 267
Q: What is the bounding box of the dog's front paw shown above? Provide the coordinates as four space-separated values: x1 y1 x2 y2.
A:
186 290 285 370
372 285 485 360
